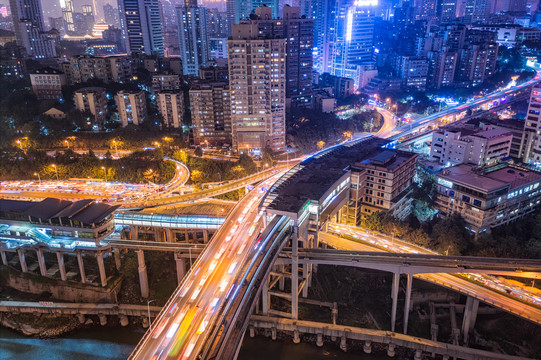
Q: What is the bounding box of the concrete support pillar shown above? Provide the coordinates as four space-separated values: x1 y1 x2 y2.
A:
175 256 186 284
414 349 422 360
113 250 121 271
165 229 173 243
36 248 47 277
17 249 28 273
96 252 107 287
262 277 269 315
119 315 129 327
98 314 107 326
363 340 372 354
77 314 86 324
293 329 300 344
130 226 138 240
331 302 338 325
56 252 67 281
249 326 255 338
203 230 209 243
271 327 277 341
391 272 400 332
77 251 86 284
387 343 396 357
340 334 347 352
403 273 413 334
291 225 299 320
137 250 149 298
316 333 323 347
462 296 479 343
1 250 8 266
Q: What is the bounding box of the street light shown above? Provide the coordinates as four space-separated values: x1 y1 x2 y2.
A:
112 140 119 158
34 172 41 185
147 299 156 330
101 166 107 182
16 139 22 151
64 139 70 149
52 164 59 181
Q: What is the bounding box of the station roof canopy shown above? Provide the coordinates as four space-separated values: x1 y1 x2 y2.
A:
263 136 389 215
0 198 119 224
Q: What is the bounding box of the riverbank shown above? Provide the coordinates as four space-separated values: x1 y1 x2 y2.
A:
0 325 391 360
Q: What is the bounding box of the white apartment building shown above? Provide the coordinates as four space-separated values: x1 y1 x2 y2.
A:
430 126 513 167
73 87 108 128
228 23 286 154
115 90 147 126
156 91 184 128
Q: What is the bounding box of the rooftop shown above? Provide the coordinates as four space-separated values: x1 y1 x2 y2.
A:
263 136 389 214
438 164 541 193
356 149 417 171
0 198 119 224
470 128 512 140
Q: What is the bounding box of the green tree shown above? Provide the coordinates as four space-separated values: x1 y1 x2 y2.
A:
172 149 188 163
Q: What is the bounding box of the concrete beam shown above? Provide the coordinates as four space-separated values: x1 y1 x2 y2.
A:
56 251 67 281
1 250 7 266
137 250 149 298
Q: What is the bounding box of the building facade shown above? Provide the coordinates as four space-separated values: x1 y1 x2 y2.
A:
115 90 147 126
189 81 231 146
30 68 66 100
61 54 132 84
435 164 541 233
347 149 418 224
228 23 286 153
156 90 184 128
430 126 513 167
524 84 541 165
10 0 56 58
73 87 108 128
118 0 164 55
331 0 376 87
177 5 209 75
152 73 181 93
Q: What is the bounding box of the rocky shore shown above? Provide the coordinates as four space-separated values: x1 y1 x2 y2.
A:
0 312 82 338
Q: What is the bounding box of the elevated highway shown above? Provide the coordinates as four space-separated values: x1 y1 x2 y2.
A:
319 231 541 326
386 77 538 143
280 249 541 278
120 166 288 209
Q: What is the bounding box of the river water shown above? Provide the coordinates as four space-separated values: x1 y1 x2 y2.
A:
0 326 390 360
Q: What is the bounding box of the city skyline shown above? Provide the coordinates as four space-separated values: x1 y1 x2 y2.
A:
2 0 541 359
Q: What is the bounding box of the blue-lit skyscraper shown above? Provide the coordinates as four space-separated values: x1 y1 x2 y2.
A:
118 0 164 56
331 0 376 85
177 5 209 75
10 0 56 58
312 0 336 74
